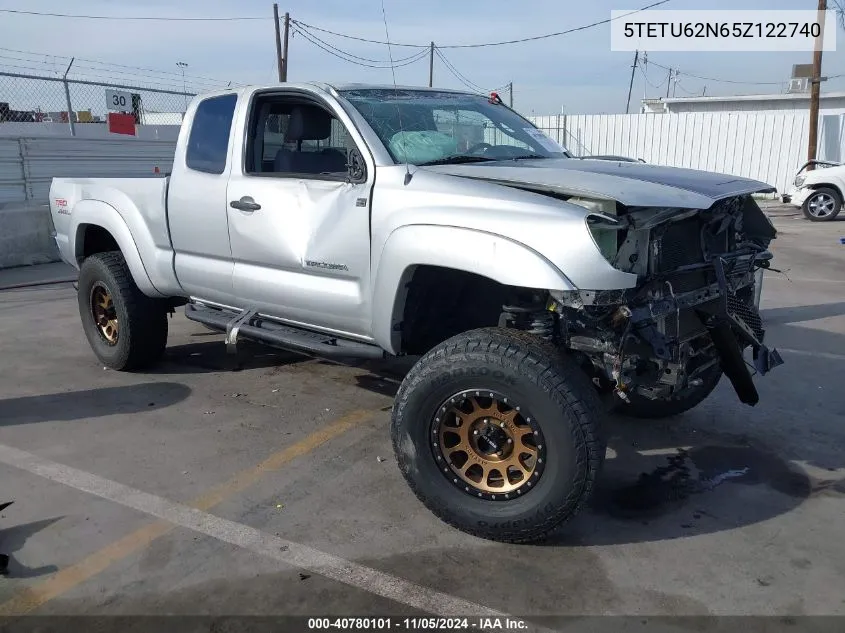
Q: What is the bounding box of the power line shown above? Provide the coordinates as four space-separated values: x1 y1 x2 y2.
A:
293 26 428 69
292 0 671 49
0 8 267 21
294 27 429 68
639 59 666 89
647 59 785 86
434 49 489 93
672 80 701 96
291 19 426 48
291 25 427 64
444 0 672 48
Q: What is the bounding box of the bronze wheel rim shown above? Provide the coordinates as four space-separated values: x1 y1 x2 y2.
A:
90 283 119 345
431 389 546 500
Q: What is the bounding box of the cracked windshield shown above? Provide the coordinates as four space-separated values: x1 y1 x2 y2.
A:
340 89 571 165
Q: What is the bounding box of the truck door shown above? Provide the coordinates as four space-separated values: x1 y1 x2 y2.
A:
225 91 375 339
168 93 238 306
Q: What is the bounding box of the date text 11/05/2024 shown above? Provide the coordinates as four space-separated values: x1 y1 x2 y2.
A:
307 617 529 631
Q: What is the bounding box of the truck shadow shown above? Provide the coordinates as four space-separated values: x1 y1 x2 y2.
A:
0 383 191 427
0 516 63 579
151 340 309 375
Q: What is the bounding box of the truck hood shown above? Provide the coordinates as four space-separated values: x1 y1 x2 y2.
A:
424 158 776 209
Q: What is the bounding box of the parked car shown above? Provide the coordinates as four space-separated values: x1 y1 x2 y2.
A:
783 160 844 221
49 83 782 543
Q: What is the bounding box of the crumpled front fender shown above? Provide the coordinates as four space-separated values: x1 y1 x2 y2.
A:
371 224 575 353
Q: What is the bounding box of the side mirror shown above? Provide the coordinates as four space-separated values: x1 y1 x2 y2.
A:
347 148 366 182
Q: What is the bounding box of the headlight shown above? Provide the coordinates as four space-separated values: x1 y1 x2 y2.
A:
794 174 806 187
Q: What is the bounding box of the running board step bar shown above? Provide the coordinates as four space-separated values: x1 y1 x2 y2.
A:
185 303 386 360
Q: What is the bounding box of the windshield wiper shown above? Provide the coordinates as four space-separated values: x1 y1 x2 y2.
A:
510 154 549 161
417 155 498 166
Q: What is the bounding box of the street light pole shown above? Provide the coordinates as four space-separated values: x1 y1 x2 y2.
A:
177 61 189 111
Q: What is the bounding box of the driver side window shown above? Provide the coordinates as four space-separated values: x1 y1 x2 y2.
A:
246 96 361 181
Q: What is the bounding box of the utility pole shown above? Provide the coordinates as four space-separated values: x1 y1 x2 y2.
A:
807 0 827 167
508 82 513 108
282 12 290 81
429 42 434 87
665 68 673 98
625 50 639 114
273 4 284 82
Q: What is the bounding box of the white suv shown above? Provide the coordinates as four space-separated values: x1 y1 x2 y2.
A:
784 160 844 222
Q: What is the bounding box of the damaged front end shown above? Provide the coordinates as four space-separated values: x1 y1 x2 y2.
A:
549 195 783 406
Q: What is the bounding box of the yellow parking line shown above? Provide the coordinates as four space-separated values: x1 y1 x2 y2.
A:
0 409 374 616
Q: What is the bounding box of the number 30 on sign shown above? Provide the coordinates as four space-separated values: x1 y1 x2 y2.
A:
105 89 132 112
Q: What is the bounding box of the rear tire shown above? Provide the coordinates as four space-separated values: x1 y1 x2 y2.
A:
802 187 842 222
613 365 722 419
78 251 168 371
391 328 605 543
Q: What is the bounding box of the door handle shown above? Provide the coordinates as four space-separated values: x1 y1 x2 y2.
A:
230 196 261 212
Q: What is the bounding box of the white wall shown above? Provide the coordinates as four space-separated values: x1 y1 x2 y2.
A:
0 122 181 140
530 111 845 193
0 136 177 206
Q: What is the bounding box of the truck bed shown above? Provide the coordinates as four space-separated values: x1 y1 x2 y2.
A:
49 176 181 296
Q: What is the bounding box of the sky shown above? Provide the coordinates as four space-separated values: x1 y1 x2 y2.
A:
0 0 843 115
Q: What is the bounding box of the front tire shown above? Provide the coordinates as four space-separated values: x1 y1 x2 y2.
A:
802 187 842 222
391 328 605 543
78 251 168 371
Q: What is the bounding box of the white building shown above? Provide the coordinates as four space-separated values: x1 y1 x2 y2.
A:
641 91 845 116
139 111 183 126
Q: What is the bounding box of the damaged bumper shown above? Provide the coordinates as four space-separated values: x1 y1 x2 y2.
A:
550 195 783 407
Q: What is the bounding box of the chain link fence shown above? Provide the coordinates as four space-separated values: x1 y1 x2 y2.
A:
0 70 198 137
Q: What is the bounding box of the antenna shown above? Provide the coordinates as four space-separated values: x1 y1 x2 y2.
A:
380 0 413 185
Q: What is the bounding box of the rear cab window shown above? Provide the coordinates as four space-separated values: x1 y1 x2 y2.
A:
186 94 238 174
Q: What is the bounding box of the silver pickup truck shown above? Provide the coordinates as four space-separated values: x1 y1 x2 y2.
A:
50 83 782 543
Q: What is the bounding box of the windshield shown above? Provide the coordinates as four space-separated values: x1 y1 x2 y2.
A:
338 88 571 165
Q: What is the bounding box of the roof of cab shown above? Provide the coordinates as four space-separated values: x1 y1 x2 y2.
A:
190 82 482 101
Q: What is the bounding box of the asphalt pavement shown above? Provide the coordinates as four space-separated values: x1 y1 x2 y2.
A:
0 210 844 629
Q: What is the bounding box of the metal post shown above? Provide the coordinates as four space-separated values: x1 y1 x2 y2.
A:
807 0 827 167
625 50 639 114
62 57 76 136
274 4 284 81
556 112 561 146
281 12 290 82
428 42 434 87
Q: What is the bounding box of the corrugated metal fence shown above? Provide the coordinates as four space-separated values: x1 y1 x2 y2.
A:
0 136 176 206
4 113 845 206
529 112 845 194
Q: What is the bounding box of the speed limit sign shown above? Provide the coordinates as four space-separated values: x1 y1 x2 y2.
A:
105 89 132 112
